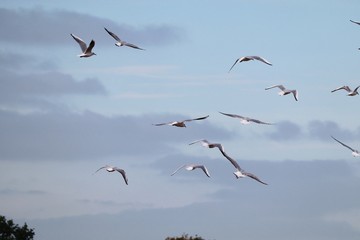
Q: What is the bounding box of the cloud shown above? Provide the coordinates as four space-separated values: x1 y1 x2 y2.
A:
0 8 184 47
0 188 48 196
0 110 234 161
265 120 303 141
308 120 359 141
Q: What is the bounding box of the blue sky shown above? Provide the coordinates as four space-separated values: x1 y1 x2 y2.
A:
1 1 360 239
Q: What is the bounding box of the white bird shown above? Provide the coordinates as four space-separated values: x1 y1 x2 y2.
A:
93 165 128 185
171 164 211 178
265 84 298 101
104 27 145 50
331 136 360 157
220 151 268 185
350 20 360 25
219 111 273 125
189 139 225 153
70 34 96 58
153 115 209 128
331 85 359 96
228 56 272 72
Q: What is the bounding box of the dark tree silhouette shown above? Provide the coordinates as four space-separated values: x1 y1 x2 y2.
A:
0 215 35 240
165 233 205 240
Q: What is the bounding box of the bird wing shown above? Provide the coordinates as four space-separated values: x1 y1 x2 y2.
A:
218 149 242 170
249 118 273 125
196 165 211 178
331 86 351 93
331 136 356 152
243 171 268 185
251 56 272 66
114 168 128 185
353 85 360 93
228 58 240 72
189 139 208 145
152 121 176 126
171 164 187 176
183 115 209 122
104 27 121 42
350 20 360 25
123 41 145 50
219 111 244 119
70 34 87 53
92 165 108 175
265 84 285 91
291 90 299 101
85 40 95 54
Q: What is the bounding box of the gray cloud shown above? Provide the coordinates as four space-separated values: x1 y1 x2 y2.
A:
0 110 234 161
308 120 359 141
0 8 184 47
0 188 48 196
265 120 303 141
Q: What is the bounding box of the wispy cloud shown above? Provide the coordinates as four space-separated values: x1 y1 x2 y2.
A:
0 8 184 47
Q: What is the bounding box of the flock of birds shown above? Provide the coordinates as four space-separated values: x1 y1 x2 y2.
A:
70 20 360 186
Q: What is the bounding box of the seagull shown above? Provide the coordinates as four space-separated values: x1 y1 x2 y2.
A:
228 56 272 72
219 111 273 125
189 139 225 153
171 164 211 178
104 27 145 50
152 115 209 127
350 20 360 25
331 85 359 96
220 151 268 185
265 84 298 101
70 34 96 58
93 165 128 185
331 136 360 157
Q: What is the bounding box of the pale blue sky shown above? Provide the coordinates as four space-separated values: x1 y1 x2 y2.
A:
1 1 360 240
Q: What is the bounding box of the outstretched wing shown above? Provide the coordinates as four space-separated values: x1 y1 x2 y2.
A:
291 90 299 101
244 171 268 185
123 41 145 50
196 165 211 178
228 58 240 72
183 115 209 122
331 86 351 93
189 139 209 146
218 149 242 170
219 111 244 119
171 164 187 176
104 27 121 42
331 136 356 152
85 40 95 54
265 84 285 91
114 168 128 185
249 118 273 125
70 34 87 53
251 56 272 66
92 165 108 175
350 20 360 25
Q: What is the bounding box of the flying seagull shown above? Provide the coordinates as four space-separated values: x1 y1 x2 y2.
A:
171 164 211 178
331 136 360 157
104 27 145 50
265 84 298 101
153 115 209 127
228 56 272 72
93 165 128 185
70 34 96 58
219 111 273 125
331 85 359 96
220 151 267 185
350 20 360 25
189 139 225 153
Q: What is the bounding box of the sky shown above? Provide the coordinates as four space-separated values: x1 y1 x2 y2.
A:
1 0 360 239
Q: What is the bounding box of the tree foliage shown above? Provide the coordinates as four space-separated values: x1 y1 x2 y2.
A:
0 215 35 240
165 233 205 240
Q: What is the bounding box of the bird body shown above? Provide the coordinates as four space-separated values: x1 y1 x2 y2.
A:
219 111 273 125
93 165 128 185
70 34 96 58
228 55 272 72
265 84 298 101
331 136 360 157
153 115 209 128
331 85 359 96
104 27 145 50
171 164 211 178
